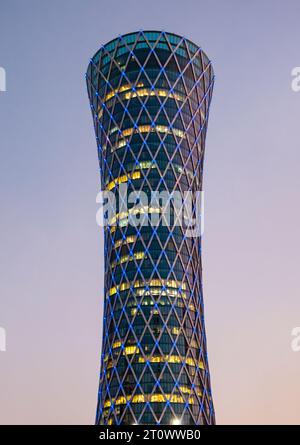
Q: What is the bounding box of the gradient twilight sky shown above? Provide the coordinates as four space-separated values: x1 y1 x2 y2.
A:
0 0 300 425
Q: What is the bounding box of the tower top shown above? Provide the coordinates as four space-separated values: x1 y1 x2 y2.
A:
88 30 213 76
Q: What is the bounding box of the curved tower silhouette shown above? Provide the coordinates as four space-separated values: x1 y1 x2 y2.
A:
86 31 215 425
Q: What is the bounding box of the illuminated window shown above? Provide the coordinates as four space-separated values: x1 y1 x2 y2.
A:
174 164 195 181
199 360 205 370
109 126 118 135
180 385 191 394
123 345 139 356
108 279 186 297
112 340 122 349
172 326 181 335
106 171 141 191
186 357 195 367
107 360 113 369
119 124 185 139
103 391 196 408
114 235 137 249
191 339 198 348
150 394 165 403
137 355 204 369
115 396 127 406
109 286 117 296
139 160 157 170
111 251 145 269
124 88 184 102
170 394 184 404
127 393 185 405
103 83 144 103
104 400 111 408
108 225 117 234
132 394 145 404
100 86 184 116
110 125 185 152
104 161 193 190
135 287 187 300
108 205 160 225
138 355 179 365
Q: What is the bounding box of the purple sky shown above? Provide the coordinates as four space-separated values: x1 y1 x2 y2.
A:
0 0 300 424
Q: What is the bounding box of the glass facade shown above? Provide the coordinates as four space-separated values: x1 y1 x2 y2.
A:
86 31 215 425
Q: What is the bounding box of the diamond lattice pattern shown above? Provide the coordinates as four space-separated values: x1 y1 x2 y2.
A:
86 31 215 425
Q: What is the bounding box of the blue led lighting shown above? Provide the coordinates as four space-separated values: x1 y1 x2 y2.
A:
88 30 215 427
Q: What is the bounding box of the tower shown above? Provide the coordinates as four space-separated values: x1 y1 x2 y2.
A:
86 31 215 425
